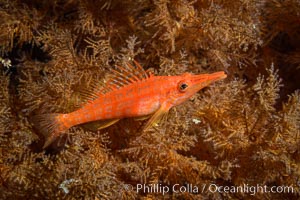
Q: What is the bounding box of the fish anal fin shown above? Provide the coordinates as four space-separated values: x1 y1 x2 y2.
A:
82 118 120 131
143 103 171 131
133 114 151 121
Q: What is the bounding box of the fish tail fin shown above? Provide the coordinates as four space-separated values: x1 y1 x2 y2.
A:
32 113 70 149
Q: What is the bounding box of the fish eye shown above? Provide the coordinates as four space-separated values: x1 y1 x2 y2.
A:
178 82 188 92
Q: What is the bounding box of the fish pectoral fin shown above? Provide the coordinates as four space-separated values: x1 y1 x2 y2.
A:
143 103 171 131
82 118 120 131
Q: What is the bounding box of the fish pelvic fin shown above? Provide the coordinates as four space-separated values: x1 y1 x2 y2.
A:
32 113 71 149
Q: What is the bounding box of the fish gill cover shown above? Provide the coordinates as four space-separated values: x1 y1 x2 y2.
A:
0 0 299 199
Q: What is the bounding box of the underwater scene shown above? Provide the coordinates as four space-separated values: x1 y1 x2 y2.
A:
0 0 299 199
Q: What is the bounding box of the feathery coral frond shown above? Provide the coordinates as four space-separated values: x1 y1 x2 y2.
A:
1 0 300 199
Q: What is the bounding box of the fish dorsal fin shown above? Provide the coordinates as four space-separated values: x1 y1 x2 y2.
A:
74 77 106 108
76 60 150 107
106 60 150 89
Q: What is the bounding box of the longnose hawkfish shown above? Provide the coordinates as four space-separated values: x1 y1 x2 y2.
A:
33 61 227 148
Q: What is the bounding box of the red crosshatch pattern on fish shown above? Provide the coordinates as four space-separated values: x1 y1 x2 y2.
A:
32 61 227 148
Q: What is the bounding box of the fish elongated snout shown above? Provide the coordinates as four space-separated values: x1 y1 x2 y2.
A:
208 71 227 81
192 71 227 85
188 71 227 92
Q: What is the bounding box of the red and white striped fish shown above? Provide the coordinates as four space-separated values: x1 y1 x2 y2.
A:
33 61 227 148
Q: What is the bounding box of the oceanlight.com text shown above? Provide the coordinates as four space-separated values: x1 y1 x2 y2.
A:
207 183 295 196
123 183 297 196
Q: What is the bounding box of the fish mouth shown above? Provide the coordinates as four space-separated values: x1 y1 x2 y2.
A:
207 71 227 82
191 71 227 89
